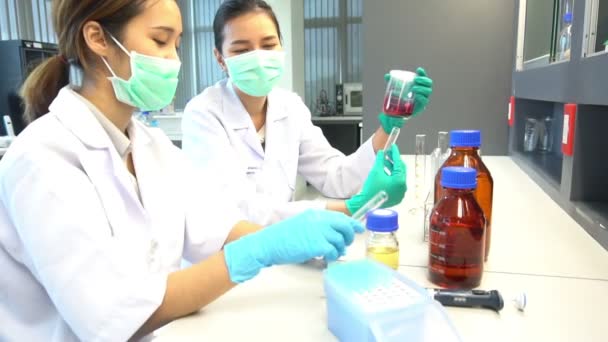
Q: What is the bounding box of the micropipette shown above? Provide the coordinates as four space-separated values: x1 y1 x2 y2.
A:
383 127 401 175
427 288 504 312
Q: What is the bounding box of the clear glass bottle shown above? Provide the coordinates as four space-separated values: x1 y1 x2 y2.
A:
434 130 494 261
429 167 486 289
557 12 573 61
366 209 399 270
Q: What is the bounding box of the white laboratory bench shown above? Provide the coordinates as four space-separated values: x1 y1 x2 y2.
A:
153 156 608 342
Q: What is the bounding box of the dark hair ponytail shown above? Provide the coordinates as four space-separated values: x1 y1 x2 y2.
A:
20 0 148 124
20 56 69 124
213 0 283 53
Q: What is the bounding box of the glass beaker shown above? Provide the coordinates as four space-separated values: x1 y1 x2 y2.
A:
523 118 538 152
383 70 416 117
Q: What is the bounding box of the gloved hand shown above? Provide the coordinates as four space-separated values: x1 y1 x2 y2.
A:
379 67 434 134
223 210 364 283
345 144 407 214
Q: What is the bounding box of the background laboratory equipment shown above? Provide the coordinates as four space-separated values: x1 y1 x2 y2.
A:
430 131 450 177
523 117 539 152
434 130 494 260
410 134 426 213
382 70 416 117
556 12 573 61
538 116 554 152
423 190 434 242
324 260 463 342
429 167 486 289
365 209 399 269
3 115 15 137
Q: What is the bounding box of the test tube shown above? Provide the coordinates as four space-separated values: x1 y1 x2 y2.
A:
351 191 389 222
422 190 433 242
383 127 401 175
409 134 426 214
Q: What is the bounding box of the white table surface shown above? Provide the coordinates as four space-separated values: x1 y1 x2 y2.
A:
154 156 608 341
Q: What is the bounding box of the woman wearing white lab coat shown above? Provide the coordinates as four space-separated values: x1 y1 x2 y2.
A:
182 0 433 226
0 1 364 341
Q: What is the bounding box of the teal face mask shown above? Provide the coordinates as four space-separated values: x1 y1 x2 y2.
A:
224 50 285 97
101 34 181 111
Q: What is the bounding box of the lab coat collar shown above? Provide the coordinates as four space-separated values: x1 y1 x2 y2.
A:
222 79 253 130
51 87 152 150
222 79 289 128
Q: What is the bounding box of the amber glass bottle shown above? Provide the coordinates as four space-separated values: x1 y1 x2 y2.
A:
434 130 493 260
429 167 486 288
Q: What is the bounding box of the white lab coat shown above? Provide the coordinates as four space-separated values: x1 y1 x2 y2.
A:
182 79 375 225
0 87 241 342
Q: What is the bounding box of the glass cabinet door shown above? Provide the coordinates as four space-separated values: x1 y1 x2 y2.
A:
584 0 608 56
523 0 558 67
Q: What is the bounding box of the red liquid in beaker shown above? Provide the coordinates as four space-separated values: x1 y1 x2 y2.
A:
383 95 414 117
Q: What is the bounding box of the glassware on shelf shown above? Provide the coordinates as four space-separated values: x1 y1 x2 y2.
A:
524 117 539 152
539 116 554 153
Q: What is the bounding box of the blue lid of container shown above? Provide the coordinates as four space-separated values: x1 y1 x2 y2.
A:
366 209 399 232
441 167 477 189
450 130 481 148
564 12 573 23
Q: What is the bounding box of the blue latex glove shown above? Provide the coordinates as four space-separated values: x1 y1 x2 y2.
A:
224 210 364 283
379 67 434 134
345 144 407 214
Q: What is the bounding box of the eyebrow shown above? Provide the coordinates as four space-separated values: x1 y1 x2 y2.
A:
151 26 183 37
230 36 279 45
151 26 175 33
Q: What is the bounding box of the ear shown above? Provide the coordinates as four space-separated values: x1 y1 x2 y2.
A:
82 21 112 58
213 48 227 72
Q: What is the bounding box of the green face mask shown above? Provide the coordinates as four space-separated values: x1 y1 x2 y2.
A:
225 50 285 97
101 34 181 111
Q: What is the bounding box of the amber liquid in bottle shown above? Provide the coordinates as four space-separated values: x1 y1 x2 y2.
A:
434 147 494 260
429 188 486 288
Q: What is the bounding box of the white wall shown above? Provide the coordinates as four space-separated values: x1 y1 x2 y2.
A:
265 0 305 98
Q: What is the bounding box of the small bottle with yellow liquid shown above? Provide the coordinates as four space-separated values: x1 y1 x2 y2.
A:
365 209 399 269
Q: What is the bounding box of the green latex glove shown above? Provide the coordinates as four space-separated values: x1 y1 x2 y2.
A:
346 144 407 214
379 67 434 134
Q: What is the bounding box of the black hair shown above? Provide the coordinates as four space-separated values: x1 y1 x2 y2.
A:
213 0 283 53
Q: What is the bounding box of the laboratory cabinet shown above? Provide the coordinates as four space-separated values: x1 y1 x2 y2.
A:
0 40 58 136
510 0 608 249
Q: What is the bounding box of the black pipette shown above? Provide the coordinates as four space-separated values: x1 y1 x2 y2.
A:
428 288 505 312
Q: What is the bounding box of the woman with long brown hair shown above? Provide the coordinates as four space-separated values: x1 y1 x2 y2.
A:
0 1 362 340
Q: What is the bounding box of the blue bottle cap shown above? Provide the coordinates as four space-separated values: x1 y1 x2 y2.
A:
564 12 573 23
366 209 399 232
450 130 481 148
441 167 478 189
